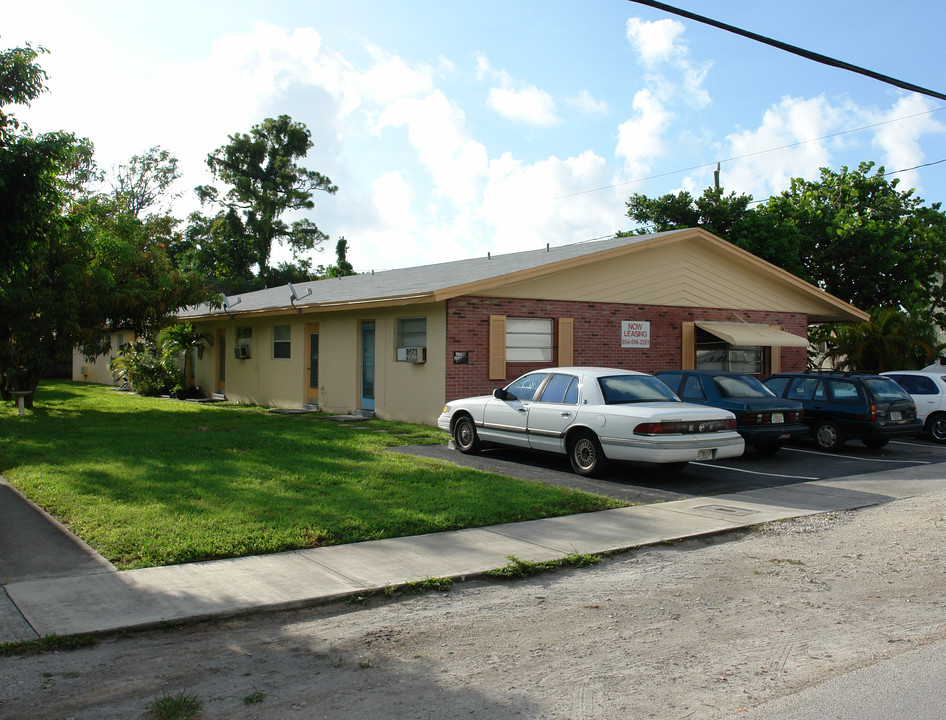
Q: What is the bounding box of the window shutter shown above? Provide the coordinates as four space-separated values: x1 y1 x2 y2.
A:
682 322 695 369
558 317 574 366
769 325 782 373
489 315 506 380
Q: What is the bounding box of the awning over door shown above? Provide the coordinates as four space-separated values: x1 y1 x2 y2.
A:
695 322 809 348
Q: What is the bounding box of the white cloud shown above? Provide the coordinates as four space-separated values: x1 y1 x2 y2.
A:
487 85 560 126
566 90 609 115
375 90 488 207
371 171 415 229
359 46 436 104
870 95 946 193
615 89 673 178
477 53 561 127
626 18 686 65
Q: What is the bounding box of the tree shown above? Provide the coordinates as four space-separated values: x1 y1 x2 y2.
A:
810 308 943 372
324 237 355 278
193 114 337 277
0 44 209 404
623 162 946 329
159 321 213 395
109 146 181 218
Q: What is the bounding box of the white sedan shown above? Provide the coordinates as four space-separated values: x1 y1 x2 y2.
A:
438 367 744 476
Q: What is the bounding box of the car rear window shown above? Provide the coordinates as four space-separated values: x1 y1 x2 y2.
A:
598 375 680 404
714 375 774 399
863 377 913 402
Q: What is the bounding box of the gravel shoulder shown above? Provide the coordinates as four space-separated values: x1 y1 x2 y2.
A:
2 488 945 719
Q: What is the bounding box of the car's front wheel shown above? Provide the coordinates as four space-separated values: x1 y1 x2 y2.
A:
814 421 844 451
452 415 482 454
568 430 609 477
928 412 946 444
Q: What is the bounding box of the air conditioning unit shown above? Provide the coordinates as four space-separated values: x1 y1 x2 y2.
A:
400 346 426 363
234 344 251 359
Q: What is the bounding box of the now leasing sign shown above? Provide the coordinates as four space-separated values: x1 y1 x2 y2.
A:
621 320 651 348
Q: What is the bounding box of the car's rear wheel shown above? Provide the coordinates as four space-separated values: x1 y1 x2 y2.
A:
863 438 889 449
452 415 482 454
927 412 946 444
568 430 608 477
814 421 844 451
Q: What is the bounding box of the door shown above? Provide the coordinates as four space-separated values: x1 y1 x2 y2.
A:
527 373 580 452
481 372 549 448
305 322 319 406
216 329 226 394
360 321 375 411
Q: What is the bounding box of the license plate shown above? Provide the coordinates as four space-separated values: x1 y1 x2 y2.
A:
697 449 714 460
890 411 902 421
771 413 784 424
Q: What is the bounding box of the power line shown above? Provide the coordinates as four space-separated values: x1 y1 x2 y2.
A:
626 0 946 103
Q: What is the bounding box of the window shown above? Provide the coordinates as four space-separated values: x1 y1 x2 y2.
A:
273 325 291 359
826 379 861 403
598 375 679 404
680 375 705 402
891 374 938 396
539 374 579 404
237 326 252 341
694 328 762 373
506 317 553 362
504 372 549 401
396 317 427 361
788 377 825 402
713 375 774 399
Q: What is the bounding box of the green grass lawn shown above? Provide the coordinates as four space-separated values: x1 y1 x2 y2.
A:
0 381 624 569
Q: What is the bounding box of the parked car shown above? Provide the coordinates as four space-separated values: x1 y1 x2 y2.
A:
655 370 807 454
438 367 744 477
881 370 946 443
762 372 922 451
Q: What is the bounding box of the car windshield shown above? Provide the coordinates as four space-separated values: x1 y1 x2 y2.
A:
713 375 774 399
598 375 680 404
863 377 913 402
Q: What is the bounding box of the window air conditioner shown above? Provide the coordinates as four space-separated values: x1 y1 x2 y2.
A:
234 345 251 359
404 346 426 363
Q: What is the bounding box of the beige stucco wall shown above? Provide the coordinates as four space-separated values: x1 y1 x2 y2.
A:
191 302 447 425
72 331 134 385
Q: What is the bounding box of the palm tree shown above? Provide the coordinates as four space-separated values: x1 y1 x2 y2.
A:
810 308 943 371
159 322 213 394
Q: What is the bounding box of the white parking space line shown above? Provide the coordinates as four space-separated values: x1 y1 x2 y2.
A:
697 463 819 481
783 446 932 464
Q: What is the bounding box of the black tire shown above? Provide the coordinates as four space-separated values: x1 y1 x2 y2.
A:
928 412 946 444
568 430 609 477
658 461 689 472
753 442 781 455
452 415 482 454
863 438 889 449
814 421 844 451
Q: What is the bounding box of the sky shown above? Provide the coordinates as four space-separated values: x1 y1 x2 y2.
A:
5 1 946 275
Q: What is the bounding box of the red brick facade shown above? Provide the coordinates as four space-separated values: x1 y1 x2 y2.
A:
444 295 808 399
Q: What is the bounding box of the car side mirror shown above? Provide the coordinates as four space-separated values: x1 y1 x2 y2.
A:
493 388 509 400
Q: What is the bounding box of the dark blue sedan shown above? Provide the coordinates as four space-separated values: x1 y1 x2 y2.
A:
656 370 808 454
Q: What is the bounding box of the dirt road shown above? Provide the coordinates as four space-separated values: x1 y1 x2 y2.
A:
2 488 945 719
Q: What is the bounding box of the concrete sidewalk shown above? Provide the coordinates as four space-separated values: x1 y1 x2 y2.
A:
2 474 918 646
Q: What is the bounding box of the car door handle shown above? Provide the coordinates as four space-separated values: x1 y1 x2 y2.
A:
518 408 527 413
560 411 572 417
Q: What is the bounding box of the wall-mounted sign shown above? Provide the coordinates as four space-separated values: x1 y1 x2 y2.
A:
453 351 470 364
621 320 651 348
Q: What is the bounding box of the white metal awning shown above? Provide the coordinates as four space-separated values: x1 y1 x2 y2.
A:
695 321 809 348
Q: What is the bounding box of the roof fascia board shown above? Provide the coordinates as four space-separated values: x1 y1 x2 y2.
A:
180 293 439 321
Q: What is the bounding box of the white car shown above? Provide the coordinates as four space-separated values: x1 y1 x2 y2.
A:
438 367 745 477
881 370 946 443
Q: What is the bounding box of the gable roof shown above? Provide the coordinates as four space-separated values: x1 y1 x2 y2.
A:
178 227 868 323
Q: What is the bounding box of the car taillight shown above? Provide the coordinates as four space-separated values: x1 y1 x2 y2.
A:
869 403 876 421
739 412 771 425
635 418 736 435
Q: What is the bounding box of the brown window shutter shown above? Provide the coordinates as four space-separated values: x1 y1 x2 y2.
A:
489 315 506 380
769 325 782 373
558 317 574 366
682 322 695 369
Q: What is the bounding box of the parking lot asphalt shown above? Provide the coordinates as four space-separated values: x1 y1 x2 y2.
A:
392 435 946 503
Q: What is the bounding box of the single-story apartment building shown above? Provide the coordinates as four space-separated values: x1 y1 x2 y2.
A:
157 228 866 425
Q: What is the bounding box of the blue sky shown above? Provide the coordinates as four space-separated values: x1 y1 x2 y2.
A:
5 1 946 274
